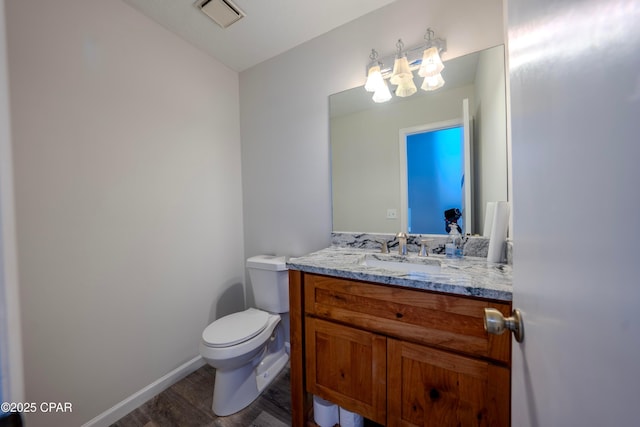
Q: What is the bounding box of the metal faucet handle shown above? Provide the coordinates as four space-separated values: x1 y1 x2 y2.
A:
419 238 433 257
376 240 389 253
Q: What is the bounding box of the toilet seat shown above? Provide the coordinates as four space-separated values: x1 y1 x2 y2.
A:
202 308 269 348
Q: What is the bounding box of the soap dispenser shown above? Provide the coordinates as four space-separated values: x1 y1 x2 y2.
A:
446 223 463 258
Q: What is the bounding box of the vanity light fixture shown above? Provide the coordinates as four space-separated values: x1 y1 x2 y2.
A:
364 28 447 102
390 40 417 97
364 49 392 103
418 28 446 91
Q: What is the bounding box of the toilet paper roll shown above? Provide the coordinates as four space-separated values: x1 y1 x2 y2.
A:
487 201 510 263
313 396 339 427
339 406 364 427
483 202 497 237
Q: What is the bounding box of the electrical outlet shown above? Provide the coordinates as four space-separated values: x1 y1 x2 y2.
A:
386 209 398 219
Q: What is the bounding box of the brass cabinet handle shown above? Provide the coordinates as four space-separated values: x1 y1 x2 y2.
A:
484 308 524 342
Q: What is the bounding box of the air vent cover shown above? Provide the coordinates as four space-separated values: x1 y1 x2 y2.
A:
198 0 244 29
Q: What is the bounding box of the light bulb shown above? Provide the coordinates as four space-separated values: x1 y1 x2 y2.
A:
418 47 444 78
396 78 417 97
421 73 445 91
390 55 413 86
365 65 384 92
372 80 392 103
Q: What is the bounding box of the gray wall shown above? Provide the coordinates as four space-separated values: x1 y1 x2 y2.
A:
240 0 505 264
6 1 244 425
0 0 25 406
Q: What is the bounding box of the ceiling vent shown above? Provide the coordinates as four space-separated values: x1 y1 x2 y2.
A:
197 0 245 29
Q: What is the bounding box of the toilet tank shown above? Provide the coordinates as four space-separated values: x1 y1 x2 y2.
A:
246 255 289 313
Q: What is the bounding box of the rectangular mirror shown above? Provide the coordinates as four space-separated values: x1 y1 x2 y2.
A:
330 44 508 235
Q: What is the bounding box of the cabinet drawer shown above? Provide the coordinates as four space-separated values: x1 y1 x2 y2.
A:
304 273 511 364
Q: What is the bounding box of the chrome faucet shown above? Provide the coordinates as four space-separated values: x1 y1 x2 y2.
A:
396 232 408 255
419 238 432 257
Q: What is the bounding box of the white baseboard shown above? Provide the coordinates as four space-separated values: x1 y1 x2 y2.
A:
81 356 206 427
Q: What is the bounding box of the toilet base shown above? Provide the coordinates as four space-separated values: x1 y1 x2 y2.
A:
256 346 289 393
212 346 289 416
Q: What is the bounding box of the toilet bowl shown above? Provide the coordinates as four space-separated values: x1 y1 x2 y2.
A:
199 255 289 416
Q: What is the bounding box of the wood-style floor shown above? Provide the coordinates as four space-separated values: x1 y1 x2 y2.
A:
111 364 291 427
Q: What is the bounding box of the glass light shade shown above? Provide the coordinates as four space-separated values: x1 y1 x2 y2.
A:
364 65 385 93
421 73 445 91
390 55 413 85
372 81 392 103
418 47 444 78
395 78 417 97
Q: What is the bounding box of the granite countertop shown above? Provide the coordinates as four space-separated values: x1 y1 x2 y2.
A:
286 247 512 301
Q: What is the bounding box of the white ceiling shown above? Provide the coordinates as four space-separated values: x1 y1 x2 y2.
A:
122 0 396 72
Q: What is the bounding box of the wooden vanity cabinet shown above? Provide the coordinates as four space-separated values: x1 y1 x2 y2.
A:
289 270 512 427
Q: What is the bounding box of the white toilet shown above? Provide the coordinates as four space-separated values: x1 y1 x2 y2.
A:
199 255 290 416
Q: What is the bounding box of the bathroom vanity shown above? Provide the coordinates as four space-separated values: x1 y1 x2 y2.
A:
287 247 512 426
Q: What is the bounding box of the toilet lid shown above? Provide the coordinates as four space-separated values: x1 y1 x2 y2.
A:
202 308 269 348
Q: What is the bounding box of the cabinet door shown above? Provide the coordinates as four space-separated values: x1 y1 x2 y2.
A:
305 317 387 424
387 339 509 427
